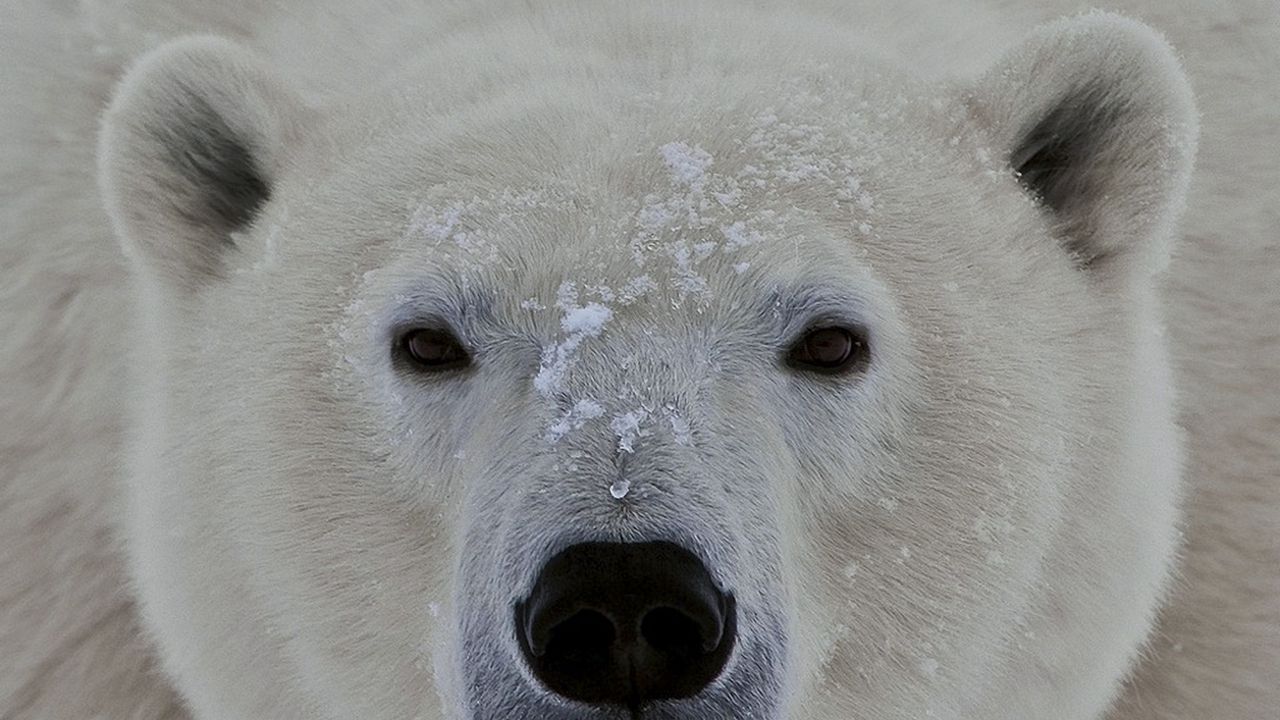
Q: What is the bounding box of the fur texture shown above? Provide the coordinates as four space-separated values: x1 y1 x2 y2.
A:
1 1 1275 719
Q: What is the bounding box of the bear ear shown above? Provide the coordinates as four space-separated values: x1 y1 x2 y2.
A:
99 36 311 289
966 13 1198 274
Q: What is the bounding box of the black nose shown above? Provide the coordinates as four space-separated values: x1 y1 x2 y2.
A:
515 541 736 709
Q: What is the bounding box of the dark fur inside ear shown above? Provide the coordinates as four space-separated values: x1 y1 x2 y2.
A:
968 14 1199 277
153 84 272 240
1008 85 1133 266
99 36 309 289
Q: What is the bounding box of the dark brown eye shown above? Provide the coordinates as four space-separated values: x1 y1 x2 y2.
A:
400 328 470 371
787 326 869 374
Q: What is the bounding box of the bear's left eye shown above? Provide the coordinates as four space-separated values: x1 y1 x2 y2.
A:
786 325 870 375
398 328 471 372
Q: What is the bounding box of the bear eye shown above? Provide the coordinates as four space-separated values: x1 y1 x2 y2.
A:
786 326 870 375
399 328 471 372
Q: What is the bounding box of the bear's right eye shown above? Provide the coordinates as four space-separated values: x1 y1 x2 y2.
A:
786 325 871 376
398 328 471 372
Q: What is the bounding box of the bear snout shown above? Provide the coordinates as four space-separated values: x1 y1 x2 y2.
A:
514 541 737 712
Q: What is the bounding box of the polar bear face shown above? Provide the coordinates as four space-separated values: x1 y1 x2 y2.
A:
99 14 1196 720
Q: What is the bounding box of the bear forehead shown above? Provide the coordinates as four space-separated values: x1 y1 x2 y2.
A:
309 81 971 299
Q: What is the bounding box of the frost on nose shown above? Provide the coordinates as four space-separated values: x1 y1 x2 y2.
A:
533 288 614 399
532 278 698 493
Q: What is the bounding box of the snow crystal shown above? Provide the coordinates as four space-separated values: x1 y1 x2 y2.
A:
975 146 1009 181
561 303 613 334
586 284 617 302
734 262 751 274
520 298 545 311
576 399 605 419
667 241 711 299
556 281 579 309
545 398 606 443
659 141 713 186
668 412 693 447
712 188 741 207
838 175 863 200
610 410 649 454
637 200 678 232
918 658 939 678
609 478 631 500
533 347 572 397
619 275 658 303
720 221 763 250
406 202 465 244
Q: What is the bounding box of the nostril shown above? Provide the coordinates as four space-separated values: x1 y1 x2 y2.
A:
546 609 616 663
641 606 717 656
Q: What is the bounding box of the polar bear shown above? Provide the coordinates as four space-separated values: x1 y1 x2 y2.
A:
1 0 1276 718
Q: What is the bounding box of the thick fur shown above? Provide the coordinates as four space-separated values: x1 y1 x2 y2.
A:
1 1 1276 719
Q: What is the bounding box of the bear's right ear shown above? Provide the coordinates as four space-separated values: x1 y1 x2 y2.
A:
99 36 311 289
965 14 1198 276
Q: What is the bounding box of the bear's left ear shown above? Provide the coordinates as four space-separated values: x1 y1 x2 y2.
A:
99 36 312 290
966 13 1198 275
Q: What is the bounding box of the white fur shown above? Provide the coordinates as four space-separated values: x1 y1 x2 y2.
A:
1 1 1276 719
